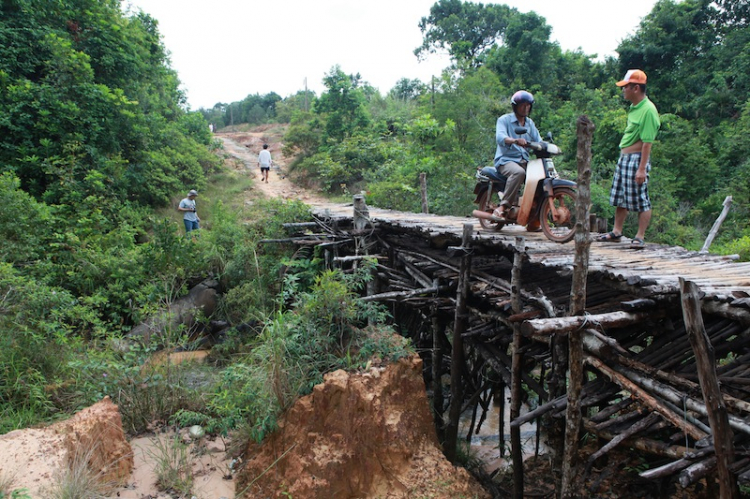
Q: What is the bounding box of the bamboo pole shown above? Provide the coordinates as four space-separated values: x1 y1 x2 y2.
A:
583 421 693 459
586 412 659 469
585 355 709 441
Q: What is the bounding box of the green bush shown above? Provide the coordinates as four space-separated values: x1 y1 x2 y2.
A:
0 264 86 431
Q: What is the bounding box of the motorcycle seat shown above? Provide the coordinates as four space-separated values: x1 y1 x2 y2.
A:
479 166 507 183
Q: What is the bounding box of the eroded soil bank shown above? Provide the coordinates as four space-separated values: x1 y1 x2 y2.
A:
235 354 490 499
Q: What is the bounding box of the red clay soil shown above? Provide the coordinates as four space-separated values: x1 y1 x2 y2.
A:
0 397 133 497
235 355 490 499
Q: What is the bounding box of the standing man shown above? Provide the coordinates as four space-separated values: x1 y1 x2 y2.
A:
598 69 660 249
493 90 542 225
178 189 200 235
258 144 272 183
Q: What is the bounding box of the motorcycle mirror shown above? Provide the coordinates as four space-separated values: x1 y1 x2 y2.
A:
546 131 554 142
514 126 528 135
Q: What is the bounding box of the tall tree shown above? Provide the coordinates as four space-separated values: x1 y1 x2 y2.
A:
415 0 514 67
618 0 750 123
484 10 556 89
314 66 371 143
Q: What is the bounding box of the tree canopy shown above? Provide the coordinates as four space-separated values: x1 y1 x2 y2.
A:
0 0 218 208
415 0 515 66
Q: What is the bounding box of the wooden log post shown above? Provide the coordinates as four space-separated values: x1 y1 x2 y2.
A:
432 307 446 440
444 223 474 462
510 236 525 499
700 196 732 254
680 278 739 498
353 194 369 256
561 114 594 498
498 379 507 457
420 172 429 214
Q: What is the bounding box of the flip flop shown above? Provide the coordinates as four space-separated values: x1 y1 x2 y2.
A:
597 231 622 242
630 237 645 249
492 207 507 222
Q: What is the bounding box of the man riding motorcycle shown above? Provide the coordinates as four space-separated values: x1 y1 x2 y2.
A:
493 90 542 230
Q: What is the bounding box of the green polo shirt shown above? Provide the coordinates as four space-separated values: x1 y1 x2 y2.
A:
619 97 660 149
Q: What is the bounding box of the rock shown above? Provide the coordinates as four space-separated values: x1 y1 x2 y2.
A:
188 425 205 440
126 279 220 344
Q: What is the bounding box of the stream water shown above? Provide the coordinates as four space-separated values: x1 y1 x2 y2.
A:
458 389 546 473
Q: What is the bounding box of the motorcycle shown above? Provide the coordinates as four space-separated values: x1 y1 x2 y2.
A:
472 128 578 243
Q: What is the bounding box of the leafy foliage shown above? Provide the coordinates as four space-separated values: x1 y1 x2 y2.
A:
415 0 514 65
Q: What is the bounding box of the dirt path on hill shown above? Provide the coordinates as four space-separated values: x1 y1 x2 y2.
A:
215 125 330 207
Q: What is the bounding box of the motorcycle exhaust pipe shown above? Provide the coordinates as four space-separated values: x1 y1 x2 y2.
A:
472 210 504 222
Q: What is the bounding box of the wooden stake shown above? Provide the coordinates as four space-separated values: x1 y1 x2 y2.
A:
431 309 445 437
510 236 525 499
680 278 739 498
420 172 429 214
700 196 732 254
561 114 594 498
444 223 473 462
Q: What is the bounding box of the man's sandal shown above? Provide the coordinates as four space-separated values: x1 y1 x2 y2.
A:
596 231 622 242
629 237 646 249
491 207 507 222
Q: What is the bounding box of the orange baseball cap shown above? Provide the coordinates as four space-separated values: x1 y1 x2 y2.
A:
616 69 647 86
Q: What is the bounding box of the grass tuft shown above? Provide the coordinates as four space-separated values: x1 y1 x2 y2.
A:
146 431 194 497
45 443 116 499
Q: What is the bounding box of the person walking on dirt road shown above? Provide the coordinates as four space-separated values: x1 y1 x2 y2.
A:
178 189 200 236
258 144 272 183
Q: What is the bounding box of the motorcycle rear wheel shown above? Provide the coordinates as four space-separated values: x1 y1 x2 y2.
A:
477 188 504 231
541 187 577 243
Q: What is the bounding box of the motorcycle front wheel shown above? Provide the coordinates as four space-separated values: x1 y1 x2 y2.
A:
540 187 577 243
476 187 504 231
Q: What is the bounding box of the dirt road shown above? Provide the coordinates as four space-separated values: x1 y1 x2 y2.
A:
216 126 329 206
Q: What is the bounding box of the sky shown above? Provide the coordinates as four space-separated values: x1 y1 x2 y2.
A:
122 0 659 110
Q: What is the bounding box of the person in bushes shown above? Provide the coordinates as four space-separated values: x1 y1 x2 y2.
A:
178 189 200 235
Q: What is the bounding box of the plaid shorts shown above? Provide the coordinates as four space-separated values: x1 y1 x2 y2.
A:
609 153 651 212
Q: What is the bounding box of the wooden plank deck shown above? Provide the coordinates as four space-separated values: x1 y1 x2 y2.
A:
313 202 750 304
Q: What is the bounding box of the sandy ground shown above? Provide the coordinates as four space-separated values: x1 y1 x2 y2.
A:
114 432 235 499
0 408 234 499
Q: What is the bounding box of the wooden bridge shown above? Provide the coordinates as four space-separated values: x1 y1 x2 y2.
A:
280 199 750 496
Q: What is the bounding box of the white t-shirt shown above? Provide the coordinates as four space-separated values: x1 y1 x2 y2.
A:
258 149 272 168
179 198 198 221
